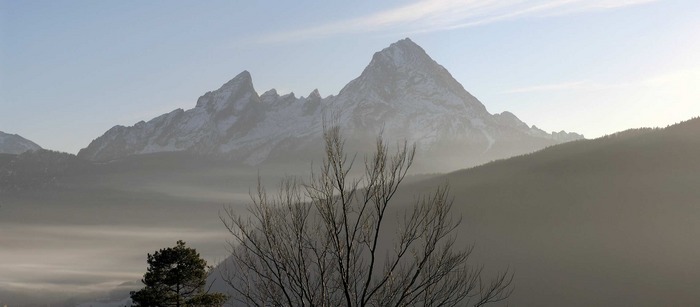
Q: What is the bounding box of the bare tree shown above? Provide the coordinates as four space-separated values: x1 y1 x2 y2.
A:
221 126 512 307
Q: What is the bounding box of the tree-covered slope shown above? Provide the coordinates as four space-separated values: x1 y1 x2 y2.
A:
399 117 700 306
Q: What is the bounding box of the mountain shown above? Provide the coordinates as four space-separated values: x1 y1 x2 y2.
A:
0 150 89 194
78 38 581 170
204 117 700 306
0 131 41 154
395 117 700 306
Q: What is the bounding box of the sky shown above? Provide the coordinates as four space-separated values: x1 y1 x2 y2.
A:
1 0 699 154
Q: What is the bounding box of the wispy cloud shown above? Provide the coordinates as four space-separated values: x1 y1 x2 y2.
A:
259 0 658 43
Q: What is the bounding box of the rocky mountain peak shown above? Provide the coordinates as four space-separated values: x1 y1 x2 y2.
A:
337 38 488 119
221 70 253 89
357 37 441 80
261 88 278 97
308 89 321 99
260 89 280 104
195 70 259 115
373 38 430 68
0 131 42 154
493 111 528 129
78 38 583 169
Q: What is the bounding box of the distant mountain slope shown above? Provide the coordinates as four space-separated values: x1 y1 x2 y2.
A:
78 38 581 170
0 150 90 194
0 131 41 154
399 117 700 306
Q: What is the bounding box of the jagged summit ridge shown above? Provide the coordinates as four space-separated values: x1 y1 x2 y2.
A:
78 38 583 169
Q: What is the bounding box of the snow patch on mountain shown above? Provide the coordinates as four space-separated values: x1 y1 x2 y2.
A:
78 38 583 167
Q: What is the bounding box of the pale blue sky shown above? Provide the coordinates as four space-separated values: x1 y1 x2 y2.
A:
2 0 699 153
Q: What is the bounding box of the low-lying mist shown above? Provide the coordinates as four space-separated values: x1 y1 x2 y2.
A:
0 162 258 306
2 119 700 306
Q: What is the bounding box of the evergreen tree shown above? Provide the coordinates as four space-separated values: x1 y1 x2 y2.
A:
131 240 227 307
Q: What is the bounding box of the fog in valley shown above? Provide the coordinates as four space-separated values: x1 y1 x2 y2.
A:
3 1 700 306
4 119 700 306
0 158 245 305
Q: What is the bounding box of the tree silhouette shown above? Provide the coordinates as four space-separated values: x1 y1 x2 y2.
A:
130 240 227 307
221 127 512 306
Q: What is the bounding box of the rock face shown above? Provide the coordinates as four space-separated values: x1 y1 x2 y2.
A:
78 38 582 169
0 131 42 154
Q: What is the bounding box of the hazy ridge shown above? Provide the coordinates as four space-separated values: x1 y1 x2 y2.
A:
397 117 700 306
1 117 697 306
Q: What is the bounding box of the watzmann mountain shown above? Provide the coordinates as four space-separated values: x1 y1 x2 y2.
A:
78 38 582 169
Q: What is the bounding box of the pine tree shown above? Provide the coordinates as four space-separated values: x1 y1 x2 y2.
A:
130 240 227 307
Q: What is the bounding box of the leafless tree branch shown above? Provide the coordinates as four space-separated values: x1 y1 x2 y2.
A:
221 127 512 307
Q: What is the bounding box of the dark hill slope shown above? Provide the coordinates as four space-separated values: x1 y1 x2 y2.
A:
399 118 700 306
